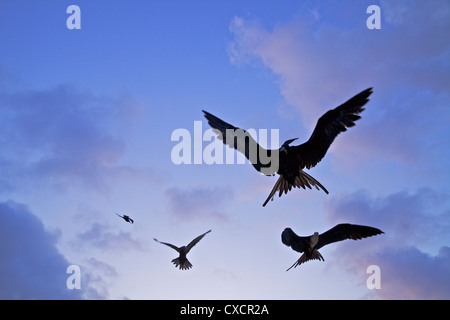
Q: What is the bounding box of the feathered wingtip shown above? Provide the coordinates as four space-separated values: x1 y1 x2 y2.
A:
171 257 193 270
286 250 324 271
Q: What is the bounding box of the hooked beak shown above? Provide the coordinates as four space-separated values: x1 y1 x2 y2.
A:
281 138 298 154
284 138 298 145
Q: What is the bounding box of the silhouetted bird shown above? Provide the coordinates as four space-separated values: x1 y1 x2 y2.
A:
203 88 373 206
154 230 211 270
282 223 383 271
115 212 134 224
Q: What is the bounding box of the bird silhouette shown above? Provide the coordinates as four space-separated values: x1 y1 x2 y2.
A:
115 212 134 224
154 230 211 270
203 88 373 206
282 223 383 270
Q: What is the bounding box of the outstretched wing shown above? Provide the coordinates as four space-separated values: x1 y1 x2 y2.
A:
154 238 181 253
292 88 373 169
281 228 308 253
186 230 211 253
316 223 383 250
203 110 276 175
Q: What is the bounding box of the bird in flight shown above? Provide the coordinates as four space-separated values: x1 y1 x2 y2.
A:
154 230 211 270
115 212 134 224
281 223 383 271
203 87 373 206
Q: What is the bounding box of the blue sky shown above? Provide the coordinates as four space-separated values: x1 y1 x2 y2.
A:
0 0 449 299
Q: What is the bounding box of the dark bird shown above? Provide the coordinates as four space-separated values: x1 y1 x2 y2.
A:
282 223 384 271
203 88 373 206
154 230 211 270
115 212 134 224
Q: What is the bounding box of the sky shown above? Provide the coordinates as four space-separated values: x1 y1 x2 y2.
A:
0 0 449 300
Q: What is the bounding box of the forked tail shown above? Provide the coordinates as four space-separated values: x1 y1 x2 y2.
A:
263 170 329 206
171 257 193 270
286 250 325 271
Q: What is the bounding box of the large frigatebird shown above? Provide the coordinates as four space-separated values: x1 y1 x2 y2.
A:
203 88 373 206
281 223 383 271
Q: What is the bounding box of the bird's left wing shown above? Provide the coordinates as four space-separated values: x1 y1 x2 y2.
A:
292 88 373 169
186 230 211 253
281 228 307 251
154 238 181 253
203 110 277 175
316 223 383 250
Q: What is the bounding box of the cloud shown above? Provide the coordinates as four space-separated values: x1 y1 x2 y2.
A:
325 188 450 248
0 201 105 299
229 1 450 97
324 188 450 299
371 245 450 299
75 222 144 252
79 258 120 300
334 243 450 300
0 84 144 194
227 2 450 170
165 186 233 222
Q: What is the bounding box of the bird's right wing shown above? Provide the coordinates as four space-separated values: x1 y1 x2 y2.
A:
316 223 384 250
186 230 211 253
203 110 277 175
153 238 180 253
292 88 373 170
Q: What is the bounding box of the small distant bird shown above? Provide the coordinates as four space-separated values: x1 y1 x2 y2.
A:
154 230 211 270
115 212 134 224
282 223 383 271
203 88 373 206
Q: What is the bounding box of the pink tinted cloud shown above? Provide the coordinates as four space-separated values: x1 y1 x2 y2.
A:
326 188 450 245
228 2 450 169
373 246 450 300
324 188 450 299
334 242 450 300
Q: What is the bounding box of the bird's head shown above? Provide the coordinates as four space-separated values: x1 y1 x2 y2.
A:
281 228 294 246
280 138 298 154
